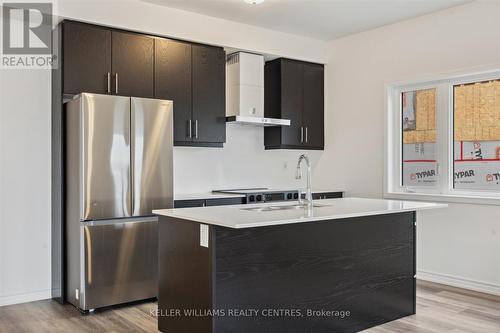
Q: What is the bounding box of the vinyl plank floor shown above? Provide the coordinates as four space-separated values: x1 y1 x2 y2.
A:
363 281 500 333
0 281 498 333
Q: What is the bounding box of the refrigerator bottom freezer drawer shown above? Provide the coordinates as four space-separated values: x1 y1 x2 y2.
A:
81 219 158 310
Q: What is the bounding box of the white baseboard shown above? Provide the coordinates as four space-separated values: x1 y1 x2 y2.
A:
418 270 500 296
0 290 51 307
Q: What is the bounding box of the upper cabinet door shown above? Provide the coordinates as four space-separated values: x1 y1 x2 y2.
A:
63 22 111 95
192 45 226 144
155 38 193 143
302 63 324 148
264 58 324 150
112 31 154 98
280 59 304 146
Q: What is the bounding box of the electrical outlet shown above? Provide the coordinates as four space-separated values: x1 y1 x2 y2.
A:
200 224 208 248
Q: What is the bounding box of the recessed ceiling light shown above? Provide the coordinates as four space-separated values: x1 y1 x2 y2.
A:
244 0 265 4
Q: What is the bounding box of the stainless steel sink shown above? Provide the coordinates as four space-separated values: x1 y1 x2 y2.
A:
241 203 330 212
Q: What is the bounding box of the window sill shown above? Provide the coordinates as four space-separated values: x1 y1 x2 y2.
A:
384 190 500 206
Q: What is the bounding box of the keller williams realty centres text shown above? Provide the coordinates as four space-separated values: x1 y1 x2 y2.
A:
153 308 351 319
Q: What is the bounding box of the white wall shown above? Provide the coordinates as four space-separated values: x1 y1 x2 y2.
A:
0 0 327 306
0 69 52 306
320 0 500 294
174 126 321 195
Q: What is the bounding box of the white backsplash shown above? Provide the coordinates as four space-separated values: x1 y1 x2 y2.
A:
173 125 322 194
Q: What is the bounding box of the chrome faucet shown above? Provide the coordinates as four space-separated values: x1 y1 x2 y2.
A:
295 154 313 206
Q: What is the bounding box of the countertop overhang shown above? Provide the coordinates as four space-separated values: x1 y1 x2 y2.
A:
153 197 447 229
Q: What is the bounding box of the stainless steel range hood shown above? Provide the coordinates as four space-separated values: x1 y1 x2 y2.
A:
226 52 290 127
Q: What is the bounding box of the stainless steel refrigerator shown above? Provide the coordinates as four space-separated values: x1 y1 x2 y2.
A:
65 93 173 311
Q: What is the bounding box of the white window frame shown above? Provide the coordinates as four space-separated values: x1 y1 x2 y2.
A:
385 69 500 206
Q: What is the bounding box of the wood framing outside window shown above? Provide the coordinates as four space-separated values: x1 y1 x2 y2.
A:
385 70 500 205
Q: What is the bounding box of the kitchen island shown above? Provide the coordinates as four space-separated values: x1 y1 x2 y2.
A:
154 197 445 333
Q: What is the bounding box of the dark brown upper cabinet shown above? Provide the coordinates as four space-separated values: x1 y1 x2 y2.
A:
264 58 324 150
155 38 192 143
112 31 154 98
191 44 226 145
61 20 226 147
62 21 154 98
155 40 226 147
302 62 325 148
63 21 111 95
279 60 303 147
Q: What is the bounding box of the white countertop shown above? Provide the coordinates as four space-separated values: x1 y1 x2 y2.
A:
154 197 446 229
311 188 345 193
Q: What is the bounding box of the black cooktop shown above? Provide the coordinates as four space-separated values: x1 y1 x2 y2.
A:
213 188 299 203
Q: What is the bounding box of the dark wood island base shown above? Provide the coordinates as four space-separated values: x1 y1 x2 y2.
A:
158 212 416 333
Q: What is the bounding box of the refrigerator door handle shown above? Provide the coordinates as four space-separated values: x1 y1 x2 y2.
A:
106 73 111 94
194 120 198 139
188 119 192 138
130 112 135 215
115 73 119 94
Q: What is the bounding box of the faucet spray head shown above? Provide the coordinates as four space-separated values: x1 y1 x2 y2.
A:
295 166 302 180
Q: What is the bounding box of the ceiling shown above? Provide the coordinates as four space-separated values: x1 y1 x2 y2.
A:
144 0 471 41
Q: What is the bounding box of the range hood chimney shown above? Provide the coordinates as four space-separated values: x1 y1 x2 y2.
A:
226 52 290 126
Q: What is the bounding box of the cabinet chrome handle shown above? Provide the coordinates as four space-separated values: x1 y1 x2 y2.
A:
188 120 192 138
305 126 308 143
300 126 304 143
115 73 119 94
106 72 111 94
194 120 198 139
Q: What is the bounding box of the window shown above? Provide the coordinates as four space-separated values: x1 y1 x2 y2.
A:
453 80 500 191
386 70 500 204
402 89 437 187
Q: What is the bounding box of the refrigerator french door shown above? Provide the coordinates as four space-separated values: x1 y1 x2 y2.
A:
65 93 173 311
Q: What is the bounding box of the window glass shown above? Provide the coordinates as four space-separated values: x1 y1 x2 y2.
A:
402 89 438 187
454 80 500 190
